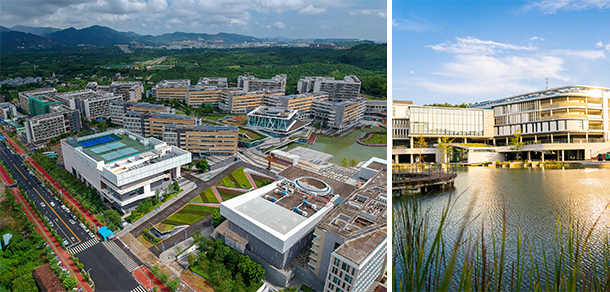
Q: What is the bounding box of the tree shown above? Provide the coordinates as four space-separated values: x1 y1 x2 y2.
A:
437 135 454 164
510 128 525 160
11 274 38 292
61 275 77 290
414 133 428 164
341 157 348 167
196 159 209 173
349 158 358 167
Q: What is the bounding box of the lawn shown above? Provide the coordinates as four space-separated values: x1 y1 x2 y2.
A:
362 133 387 145
251 174 274 188
217 187 247 201
137 234 156 248
238 127 264 142
229 167 252 189
219 176 236 188
155 221 177 232
189 188 219 204
161 204 216 226
203 114 231 121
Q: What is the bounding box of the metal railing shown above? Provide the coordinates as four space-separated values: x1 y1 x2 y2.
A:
392 163 458 182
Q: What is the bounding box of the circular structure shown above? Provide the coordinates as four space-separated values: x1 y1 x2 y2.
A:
295 177 332 196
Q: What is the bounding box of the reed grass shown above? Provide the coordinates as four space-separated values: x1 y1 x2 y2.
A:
393 194 610 291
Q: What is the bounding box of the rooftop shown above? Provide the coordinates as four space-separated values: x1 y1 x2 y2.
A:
164 124 238 132
249 106 296 118
335 226 387 265
151 113 199 121
469 85 610 109
278 166 357 199
68 133 154 163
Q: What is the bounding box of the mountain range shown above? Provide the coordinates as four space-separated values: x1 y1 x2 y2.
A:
0 25 266 50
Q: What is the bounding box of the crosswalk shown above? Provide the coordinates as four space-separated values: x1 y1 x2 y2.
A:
68 238 99 255
102 240 139 272
129 285 148 292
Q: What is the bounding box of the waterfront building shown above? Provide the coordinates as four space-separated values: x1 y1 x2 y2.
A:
24 105 81 144
61 129 191 213
312 97 367 130
264 92 327 119
18 88 58 115
162 124 238 156
247 106 310 136
238 74 287 93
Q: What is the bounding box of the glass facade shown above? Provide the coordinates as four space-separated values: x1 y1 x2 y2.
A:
409 107 485 137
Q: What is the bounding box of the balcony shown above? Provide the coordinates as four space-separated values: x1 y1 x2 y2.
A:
540 113 587 120
588 114 603 120
589 125 604 130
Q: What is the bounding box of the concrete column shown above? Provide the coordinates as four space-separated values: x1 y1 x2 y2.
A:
567 132 570 143
410 154 414 163
463 138 467 143
175 166 181 178
528 151 531 161
506 137 509 145
535 135 537 142
551 134 554 143
561 150 565 161
586 132 588 142
542 152 545 162
394 154 399 164
493 138 496 146
410 138 414 148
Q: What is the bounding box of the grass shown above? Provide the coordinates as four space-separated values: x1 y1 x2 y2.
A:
220 176 236 188
362 133 387 145
229 167 252 189
217 188 246 201
137 234 156 248
393 194 610 291
154 221 177 232
253 177 273 188
161 204 215 226
189 188 219 204
238 127 264 141
202 114 231 121
300 285 315 292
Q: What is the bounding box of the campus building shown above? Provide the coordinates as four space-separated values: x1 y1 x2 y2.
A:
18 88 58 115
312 97 367 130
61 129 191 213
264 93 328 118
186 86 226 108
152 79 191 101
308 158 387 292
298 76 361 101
0 103 18 120
152 78 236 108
197 77 228 88
238 74 287 93
55 89 122 121
391 101 496 163
219 90 283 114
218 166 358 286
87 81 143 102
109 101 174 126
247 106 310 135
162 124 239 156
24 105 81 144
122 112 200 138
25 94 62 117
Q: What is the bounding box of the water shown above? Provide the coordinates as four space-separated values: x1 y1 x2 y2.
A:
393 166 610 289
300 127 387 164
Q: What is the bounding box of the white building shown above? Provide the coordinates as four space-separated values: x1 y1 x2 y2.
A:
61 129 191 213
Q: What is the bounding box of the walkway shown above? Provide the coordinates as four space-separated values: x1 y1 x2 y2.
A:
1 130 27 155
0 165 94 292
245 172 258 189
210 186 224 203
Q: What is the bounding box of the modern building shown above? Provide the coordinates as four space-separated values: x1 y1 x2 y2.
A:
24 105 81 144
87 81 143 102
313 97 367 130
55 89 122 121
218 166 358 286
152 79 191 101
220 90 283 113
27 94 62 117
238 74 287 93
162 124 239 156
109 101 174 126
123 112 200 138
197 77 228 88
391 101 496 163
0 103 18 120
364 100 388 123
307 158 387 292
298 76 361 101
247 106 310 135
18 88 58 115
186 86 226 108
61 129 191 213
264 92 328 118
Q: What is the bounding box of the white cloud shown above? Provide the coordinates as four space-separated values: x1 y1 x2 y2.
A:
428 37 536 55
273 21 286 29
596 41 604 48
351 10 372 15
299 5 326 15
393 16 437 32
530 36 545 41
378 12 387 18
321 25 331 29
525 0 610 14
553 49 606 59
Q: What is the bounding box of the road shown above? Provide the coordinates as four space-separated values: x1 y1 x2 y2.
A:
0 141 90 246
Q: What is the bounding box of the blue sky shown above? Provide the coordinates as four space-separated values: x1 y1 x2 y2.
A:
1 0 387 41
393 0 610 105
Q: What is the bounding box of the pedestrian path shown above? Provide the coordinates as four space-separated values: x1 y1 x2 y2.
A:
69 238 99 255
129 285 148 292
102 240 140 272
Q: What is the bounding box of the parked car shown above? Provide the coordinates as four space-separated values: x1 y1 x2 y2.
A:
50 202 55 207
69 219 76 225
40 202 46 208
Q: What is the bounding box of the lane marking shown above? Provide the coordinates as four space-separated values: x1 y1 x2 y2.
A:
33 187 82 242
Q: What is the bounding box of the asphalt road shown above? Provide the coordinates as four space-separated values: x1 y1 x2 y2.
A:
77 243 140 292
0 141 91 246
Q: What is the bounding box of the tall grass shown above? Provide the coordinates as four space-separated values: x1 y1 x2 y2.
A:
393 194 610 291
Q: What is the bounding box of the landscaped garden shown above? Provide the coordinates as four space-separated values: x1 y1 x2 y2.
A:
215 167 253 189
216 187 248 201
360 132 387 145
189 188 219 204
161 204 217 226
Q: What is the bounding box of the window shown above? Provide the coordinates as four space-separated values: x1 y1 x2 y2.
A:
344 275 353 284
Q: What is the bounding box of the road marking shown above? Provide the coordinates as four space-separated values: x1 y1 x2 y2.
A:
33 187 82 242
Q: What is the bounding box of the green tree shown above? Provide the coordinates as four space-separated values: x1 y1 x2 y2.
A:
414 133 428 164
510 128 525 160
341 157 348 167
437 135 454 164
61 275 77 290
104 209 122 227
349 158 358 167
196 159 209 173
11 274 38 292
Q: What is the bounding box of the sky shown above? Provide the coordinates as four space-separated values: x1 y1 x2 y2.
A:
393 0 610 105
0 0 387 41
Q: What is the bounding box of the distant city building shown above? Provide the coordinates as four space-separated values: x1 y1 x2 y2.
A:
0 103 18 120
163 124 239 156
62 129 191 213
24 104 81 144
238 74 287 93
312 97 367 130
